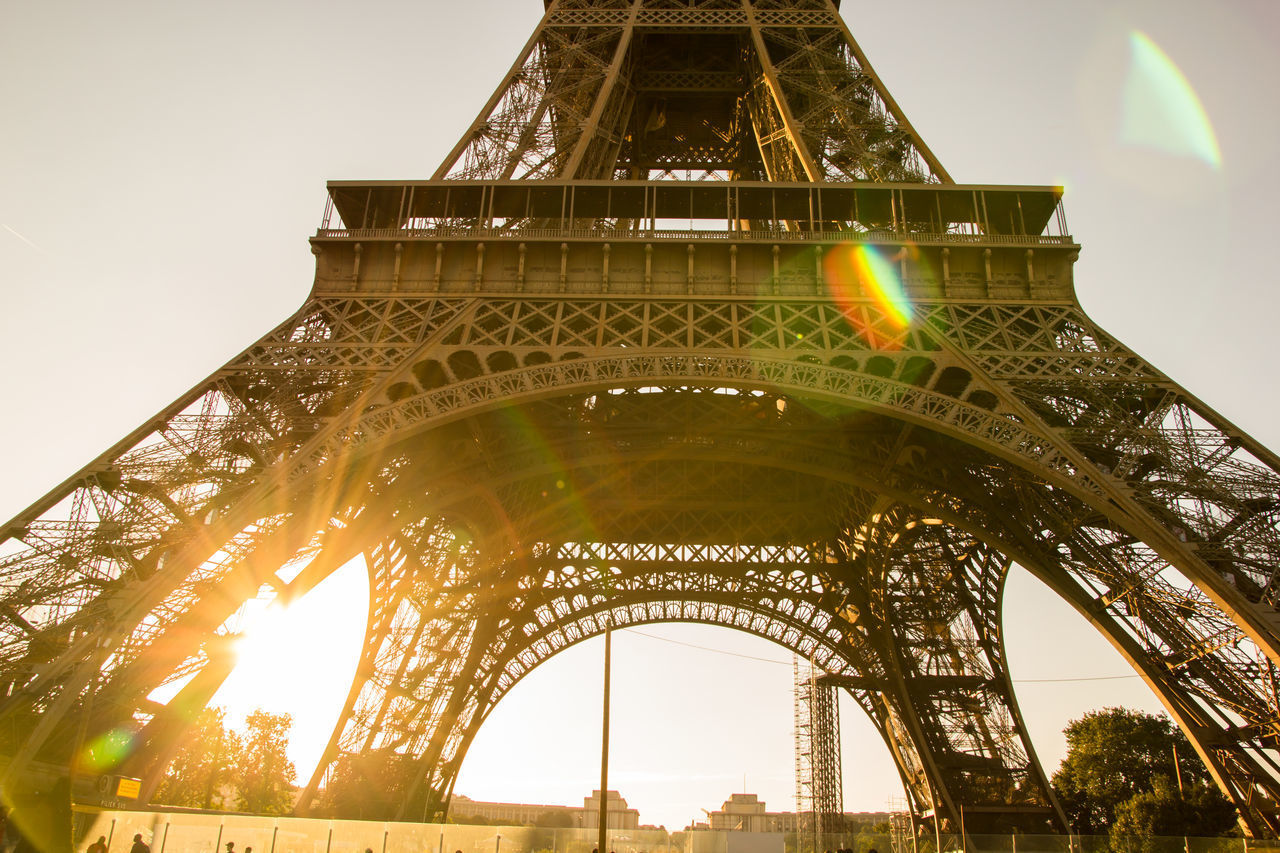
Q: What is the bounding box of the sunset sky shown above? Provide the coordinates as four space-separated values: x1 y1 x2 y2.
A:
3 0 1280 833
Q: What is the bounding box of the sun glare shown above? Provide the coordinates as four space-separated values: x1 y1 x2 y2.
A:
211 557 369 777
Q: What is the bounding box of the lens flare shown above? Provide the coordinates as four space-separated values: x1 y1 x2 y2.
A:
822 244 914 350
80 727 136 772
1123 31 1222 168
854 244 912 327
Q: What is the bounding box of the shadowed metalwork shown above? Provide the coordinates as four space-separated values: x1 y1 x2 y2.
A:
2 0 1279 840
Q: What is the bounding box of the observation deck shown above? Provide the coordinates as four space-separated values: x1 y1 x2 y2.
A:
311 180 1077 301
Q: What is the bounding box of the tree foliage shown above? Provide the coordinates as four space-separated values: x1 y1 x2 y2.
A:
153 706 296 814
533 810 576 828
235 710 297 815
153 706 242 810
1112 776 1239 839
1051 707 1236 837
320 749 427 820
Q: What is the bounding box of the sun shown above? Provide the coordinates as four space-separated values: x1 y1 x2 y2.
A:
212 557 369 779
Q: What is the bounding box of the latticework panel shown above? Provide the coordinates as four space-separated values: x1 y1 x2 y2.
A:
0 296 467 766
754 23 934 182
926 301 1280 625
435 0 948 184
438 22 629 181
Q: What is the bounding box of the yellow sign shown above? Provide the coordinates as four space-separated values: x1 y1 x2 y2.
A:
115 778 142 799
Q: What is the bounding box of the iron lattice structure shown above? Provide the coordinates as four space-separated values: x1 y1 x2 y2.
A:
3 0 1280 839
795 660 843 849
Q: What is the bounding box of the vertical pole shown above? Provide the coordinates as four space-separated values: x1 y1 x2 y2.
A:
931 797 940 853
958 806 966 853
270 827 278 853
809 658 818 853
1172 743 1189 853
326 826 333 853
159 824 170 853
598 624 612 853
106 819 117 852
213 823 223 853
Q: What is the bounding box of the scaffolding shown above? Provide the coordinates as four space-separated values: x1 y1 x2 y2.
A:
888 798 917 853
795 658 843 853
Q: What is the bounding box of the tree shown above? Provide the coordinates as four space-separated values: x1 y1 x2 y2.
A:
321 749 424 820
235 709 297 814
153 706 242 810
534 810 576 828
1051 707 1235 836
1112 776 1238 840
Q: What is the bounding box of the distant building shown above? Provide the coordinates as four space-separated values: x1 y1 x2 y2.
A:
449 794 582 826
701 794 794 833
583 790 640 829
695 795 890 834
709 794 769 832
449 790 641 829
843 812 893 829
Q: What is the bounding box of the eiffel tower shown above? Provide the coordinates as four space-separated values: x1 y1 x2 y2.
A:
3 0 1280 840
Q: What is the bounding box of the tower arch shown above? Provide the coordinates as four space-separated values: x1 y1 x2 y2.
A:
2 0 1280 843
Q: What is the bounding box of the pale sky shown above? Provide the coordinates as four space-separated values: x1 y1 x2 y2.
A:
3 0 1280 834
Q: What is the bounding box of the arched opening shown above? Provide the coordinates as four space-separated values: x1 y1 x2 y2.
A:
448 349 485 380
454 623 901 832
274 382 1081 831
933 366 971 398
413 358 451 390
84 359 1280 838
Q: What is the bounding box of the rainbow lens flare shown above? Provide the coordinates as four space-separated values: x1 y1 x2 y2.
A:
852 244 912 327
1123 31 1222 168
79 727 136 772
823 244 914 349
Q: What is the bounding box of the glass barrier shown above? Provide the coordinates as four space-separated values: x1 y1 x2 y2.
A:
69 810 1262 853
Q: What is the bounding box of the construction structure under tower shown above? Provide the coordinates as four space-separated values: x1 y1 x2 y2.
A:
795 659 844 851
